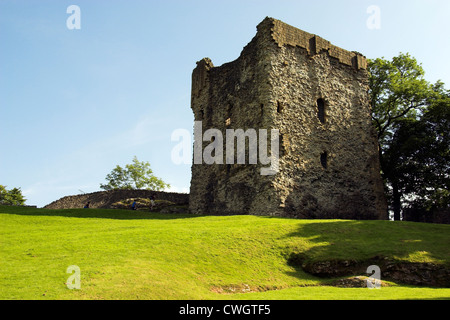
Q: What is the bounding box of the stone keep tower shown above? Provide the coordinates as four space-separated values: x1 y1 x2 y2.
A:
189 17 387 220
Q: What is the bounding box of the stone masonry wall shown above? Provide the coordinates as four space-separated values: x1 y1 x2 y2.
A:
189 22 276 215
44 190 189 210
189 17 387 219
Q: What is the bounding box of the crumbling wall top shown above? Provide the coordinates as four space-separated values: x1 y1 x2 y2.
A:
192 58 214 98
257 17 367 70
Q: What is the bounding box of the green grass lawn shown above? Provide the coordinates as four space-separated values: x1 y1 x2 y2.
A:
1 205 449 300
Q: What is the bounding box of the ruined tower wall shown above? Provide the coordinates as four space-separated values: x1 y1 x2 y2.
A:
189 17 387 219
189 27 276 215
264 19 386 219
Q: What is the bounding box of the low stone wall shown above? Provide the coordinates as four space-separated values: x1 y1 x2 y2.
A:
44 190 189 210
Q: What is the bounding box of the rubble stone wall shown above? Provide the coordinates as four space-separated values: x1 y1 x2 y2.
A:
189 17 387 219
44 190 189 210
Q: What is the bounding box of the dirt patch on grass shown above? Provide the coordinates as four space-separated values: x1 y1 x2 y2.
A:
210 278 390 294
211 284 281 294
330 276 390 288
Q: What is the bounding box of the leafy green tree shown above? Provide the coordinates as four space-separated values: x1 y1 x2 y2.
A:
100 165 129 190
100 156 170 191
368 53 449 220
0 185 7 204
369 53 433 149
385 98 450 212
0 185 26 205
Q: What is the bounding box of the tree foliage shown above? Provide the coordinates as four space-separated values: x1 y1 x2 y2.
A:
368 53 450 220
369 53 432 147
384 98 450 209
100 156 170 191
0 185 26 205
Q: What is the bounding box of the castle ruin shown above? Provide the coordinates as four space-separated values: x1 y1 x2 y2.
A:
189 17 387 220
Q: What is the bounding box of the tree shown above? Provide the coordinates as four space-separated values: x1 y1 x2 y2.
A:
368 53 449 220
369 53 433 149
0 185 26 205
100 156 170 191
388 98 450 209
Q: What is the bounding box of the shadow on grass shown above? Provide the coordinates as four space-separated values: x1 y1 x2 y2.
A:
287 220 450 263
283 220 450 287
0 205 201 220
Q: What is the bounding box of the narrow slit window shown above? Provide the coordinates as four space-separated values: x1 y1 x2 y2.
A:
320 152 328 169
317 98 326 124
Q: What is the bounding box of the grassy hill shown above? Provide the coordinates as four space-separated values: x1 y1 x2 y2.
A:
1 205 449 300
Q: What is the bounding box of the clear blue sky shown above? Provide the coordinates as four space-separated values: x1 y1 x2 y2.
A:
1 0 449 207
